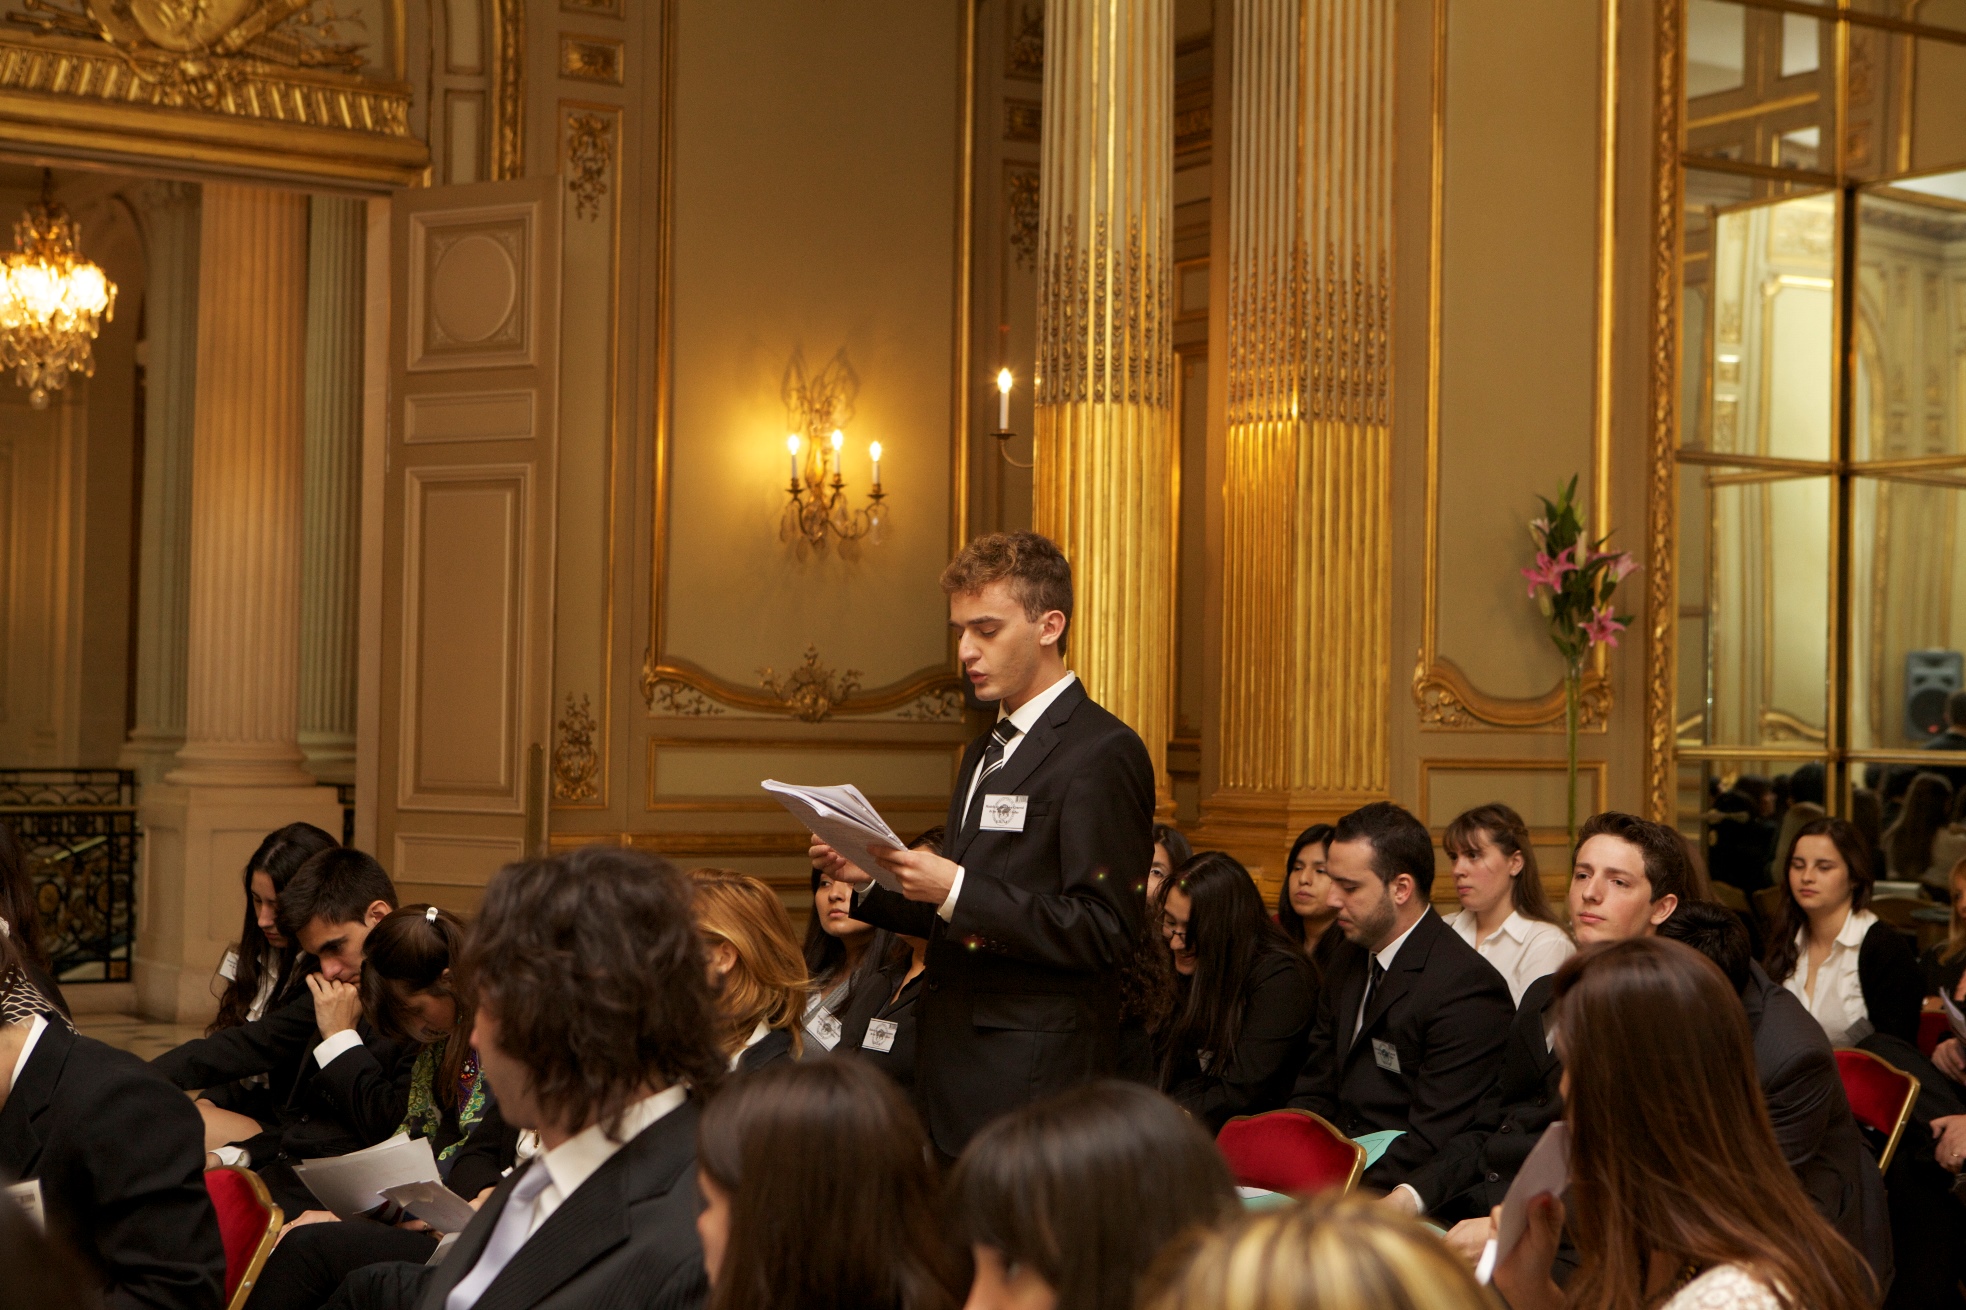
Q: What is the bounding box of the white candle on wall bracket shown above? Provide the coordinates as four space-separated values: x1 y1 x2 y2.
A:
997 368 1012 430
786 433 799 485
869 440 882 491
829 427 844 477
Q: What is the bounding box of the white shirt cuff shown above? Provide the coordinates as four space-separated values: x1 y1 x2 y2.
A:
1392 1184 1425 1216
937 865 967 923
313 1028 364 1069
211 1144 251 1168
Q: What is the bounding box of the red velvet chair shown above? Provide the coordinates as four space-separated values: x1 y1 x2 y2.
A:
1835 1048 1920 1173
1918 1008 1948 1058
204 1166 282 1310
1215 1109 1366 1196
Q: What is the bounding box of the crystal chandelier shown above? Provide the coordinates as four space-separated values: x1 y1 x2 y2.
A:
0 172 116 410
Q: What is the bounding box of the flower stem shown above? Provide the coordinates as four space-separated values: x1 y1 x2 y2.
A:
1566 667 1581 849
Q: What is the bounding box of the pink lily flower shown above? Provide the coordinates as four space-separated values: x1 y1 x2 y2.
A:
1592 550 1640 583
1520 545 1577 599
1582 604 1626 648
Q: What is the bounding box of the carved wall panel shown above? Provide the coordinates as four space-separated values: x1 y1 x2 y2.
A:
408 206 536 371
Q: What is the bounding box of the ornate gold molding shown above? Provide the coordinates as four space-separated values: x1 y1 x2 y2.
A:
1035 213 1172 407
1643 0 1683 822
641 649 967 724
491 0 523 179
559 35 621 86
552 693 599 803
758 646 860 724
1413 0 1617 732
563 107 612 221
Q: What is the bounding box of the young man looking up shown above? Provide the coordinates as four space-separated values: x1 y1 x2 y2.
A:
338 846 730 1310
1287 801 1513 1193
1391 812 1692 1245
810 531 1155 1157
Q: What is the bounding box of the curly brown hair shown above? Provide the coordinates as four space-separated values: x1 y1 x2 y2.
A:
939 531 1073 647
464 846 727 1139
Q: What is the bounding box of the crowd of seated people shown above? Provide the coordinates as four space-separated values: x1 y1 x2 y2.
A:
11 792 1966 1310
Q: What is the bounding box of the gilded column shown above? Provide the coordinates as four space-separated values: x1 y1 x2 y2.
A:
1199 0 1394 872
120 183 199 787
300 196 364 784
168 185 314 787
1032 0 1175 793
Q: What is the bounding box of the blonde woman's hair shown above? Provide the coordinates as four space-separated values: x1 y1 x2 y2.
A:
1143 1193 1499 1310
688 868 809 1058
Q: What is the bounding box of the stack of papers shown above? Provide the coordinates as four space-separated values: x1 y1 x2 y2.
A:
295 1134 442 1218
381 1180 480 1234
1942 991 1966 1042
1477 1121 1570 1285
762 780 906 893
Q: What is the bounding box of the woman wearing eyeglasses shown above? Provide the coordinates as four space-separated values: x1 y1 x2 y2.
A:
1153 851 1316 1131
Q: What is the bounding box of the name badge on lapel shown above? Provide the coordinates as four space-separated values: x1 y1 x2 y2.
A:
5 1179 44 1232
979 794 1029 832
1371 1038 1402 1075
808 1007 842 1051
862 1018 900 1053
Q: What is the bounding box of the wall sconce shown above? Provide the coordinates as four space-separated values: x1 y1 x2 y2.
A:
777 348 888 558
992 368 1032 469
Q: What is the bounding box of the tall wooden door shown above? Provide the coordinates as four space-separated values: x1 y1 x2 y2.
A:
375 177 559 910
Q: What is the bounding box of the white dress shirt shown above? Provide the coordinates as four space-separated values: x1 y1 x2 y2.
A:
937 670 1079 923
1784 907 1877 1046
4 1011 46 1095
1446 908 1575 1006
445 1084 688 1310
729 1019 771 1071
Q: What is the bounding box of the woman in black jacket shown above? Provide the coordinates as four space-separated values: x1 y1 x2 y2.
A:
1765 816 1923 1046
1153 851 1315 1131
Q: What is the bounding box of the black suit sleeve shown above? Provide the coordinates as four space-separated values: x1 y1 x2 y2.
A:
1858 922 1924 1045
1367 965 1513 1191
444 1098 516 1202
83 1057 229 1310
1169 954 1315 1131
1402 993 1544 1210
1761 1040 1839 1172
311 1038 419 1149
944 728 1152 971
849 884 940 939
1286 967 1346 1118
151 986 319 1090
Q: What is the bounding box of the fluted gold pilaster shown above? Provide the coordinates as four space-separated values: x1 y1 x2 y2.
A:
121 182 200 787
300 196 364 784
1032 0 1174 794
1201 0 1393 874
169 184 313 787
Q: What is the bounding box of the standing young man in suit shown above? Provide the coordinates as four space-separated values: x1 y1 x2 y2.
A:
810 531 1155 1157
1287 801 1513 1192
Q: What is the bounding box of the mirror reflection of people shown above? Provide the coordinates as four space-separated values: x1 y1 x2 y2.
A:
1493 938 1876 1310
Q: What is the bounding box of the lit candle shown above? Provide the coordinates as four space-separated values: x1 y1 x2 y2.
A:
997 368 1013 430
869 440 883 491
786 433 800 483
829 428 844 477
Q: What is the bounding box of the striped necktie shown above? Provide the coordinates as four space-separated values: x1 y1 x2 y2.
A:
961 719 1024 837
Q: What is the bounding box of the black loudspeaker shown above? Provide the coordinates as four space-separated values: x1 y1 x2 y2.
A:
1904 650 1962 740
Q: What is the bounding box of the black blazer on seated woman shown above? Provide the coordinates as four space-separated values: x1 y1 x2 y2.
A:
0 1019 226 1310
838 961 924 1092
734 1026 796 1074
1161 950 1316 1132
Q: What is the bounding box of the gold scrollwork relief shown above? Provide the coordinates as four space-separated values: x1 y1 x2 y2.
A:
1003 97 1039 143
646 677 724 717
1643 0 1683 822
552 693 600 803
895 686 966 723
1036 213 1172 408
564 109 613 221
492 0 524 179
1006 167 1038 272
1412 650 1611 732
758 646 861 724
1226 246 1390 429
559 35 621 85
1005 1 1041 80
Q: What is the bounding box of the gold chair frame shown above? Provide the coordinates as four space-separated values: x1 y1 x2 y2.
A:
1839 1048 1920 1175
208 1165 284 1310
1219 1107 1368 1195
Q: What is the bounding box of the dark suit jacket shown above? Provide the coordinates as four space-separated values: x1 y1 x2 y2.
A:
1164 949 1317 1132
851 677 1153 1153
0 1022 226 1310
1855 920 1923 1045
1286 909 1512 1190
407 1098 709 1310
838 963 923 1092
734 1028 796 1075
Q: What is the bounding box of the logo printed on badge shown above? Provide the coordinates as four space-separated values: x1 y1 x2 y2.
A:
810 1007 842 1051
1372 1038 1402 1074
979 794 1029 832
863 1018 900 1053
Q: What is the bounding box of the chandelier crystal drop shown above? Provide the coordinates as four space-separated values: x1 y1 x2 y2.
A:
0 173 116 410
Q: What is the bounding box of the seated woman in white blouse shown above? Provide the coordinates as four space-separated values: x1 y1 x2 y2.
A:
1441 803 1573 1005
1763 817 1923 1047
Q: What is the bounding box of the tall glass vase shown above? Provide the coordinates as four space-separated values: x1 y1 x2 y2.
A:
1565 665 1582 849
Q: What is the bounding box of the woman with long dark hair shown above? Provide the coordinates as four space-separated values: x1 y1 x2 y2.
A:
1883 771 1953 883
1495 938 1875 1310
1442 803 1572 1004
801 860 890 1052
211 822 339 1033
1275 823 1342 976
1764 816 1922 1046
836 827 942 1089
950 1081 1237 1310
1153 851 1314 1130
1147 822 1193 904
695 1058 961 1310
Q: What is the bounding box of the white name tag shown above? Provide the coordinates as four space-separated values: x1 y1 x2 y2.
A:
1372 1038 1402 1074
809 1007 842 1051
979 794 1029 832
5 1179 44 1232
862 1018 899 1053
217 948 239 983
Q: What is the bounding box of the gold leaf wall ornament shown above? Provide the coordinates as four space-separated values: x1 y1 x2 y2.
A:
1643 0 1683 822
1035 213 1172 408
895 686 965 722
1006 168 1039 272
491 0 524 180
552 693 600 803
559 35 621 85
565 111 612 222
758 646 861 724
645 678 723 717
1005 1 1042 80
1411 650 1612 732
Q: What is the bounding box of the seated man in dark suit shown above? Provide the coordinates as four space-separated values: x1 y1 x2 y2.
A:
328 846 731 1310
1286 801 1512 1192
0 937 226 1310
153 849 414 1215
1388 810 1690 1227
1660 901 1894 1292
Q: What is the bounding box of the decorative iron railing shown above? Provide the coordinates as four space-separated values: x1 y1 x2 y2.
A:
1 769 137 983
